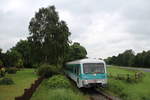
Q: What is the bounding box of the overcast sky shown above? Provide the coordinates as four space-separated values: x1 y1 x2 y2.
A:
0 0 150 58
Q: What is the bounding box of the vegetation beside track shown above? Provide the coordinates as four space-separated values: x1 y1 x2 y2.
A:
104 66 150 100
31 75 87 100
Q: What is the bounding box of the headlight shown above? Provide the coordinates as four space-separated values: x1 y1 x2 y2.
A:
97 79 105 83
82 80 88 84
97 80 102 83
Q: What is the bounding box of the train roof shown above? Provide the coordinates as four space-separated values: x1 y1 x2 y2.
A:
66 58 105 64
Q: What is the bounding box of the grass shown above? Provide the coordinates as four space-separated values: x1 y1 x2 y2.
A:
106 66 150 100
0 69 37 100
31 77 87 100
107 65 139 75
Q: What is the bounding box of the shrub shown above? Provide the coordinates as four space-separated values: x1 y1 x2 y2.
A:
0 77 14 85
32 63 40 68
0 68 6 77
37 64 52 77
50 64 62 74
15 59 24 69
37 64 61 77
47 75 71 89
6 68 18 74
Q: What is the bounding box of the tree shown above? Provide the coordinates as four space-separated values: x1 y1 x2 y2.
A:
65 42 87 61
0 48 2 61
105 49 150 68
0 49 3 67
5 50 22 67
28 6 71 65
105 49 135 66
11 40 32 67
122 50 135 66
0 48 2 55
0 60 3 67
0 48 7 67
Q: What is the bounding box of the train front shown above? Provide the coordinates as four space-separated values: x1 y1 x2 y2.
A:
81 62 107 88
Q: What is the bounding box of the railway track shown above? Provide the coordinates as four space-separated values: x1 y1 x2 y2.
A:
79 87 116 100
67 76 120 100
79 88 108 100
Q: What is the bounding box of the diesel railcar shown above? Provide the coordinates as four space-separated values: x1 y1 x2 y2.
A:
65 58 107 88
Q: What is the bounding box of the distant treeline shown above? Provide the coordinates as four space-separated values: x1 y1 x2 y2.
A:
105 49 150 68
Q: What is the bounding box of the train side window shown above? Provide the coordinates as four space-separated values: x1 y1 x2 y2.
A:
75 65 80 75
72 65 74 73
74 66 76 74
76 66 78 75
77 65 80 75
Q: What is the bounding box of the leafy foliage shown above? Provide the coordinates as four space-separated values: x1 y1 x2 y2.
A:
0 60 3 67
0 6 88 68
37 64 61 77
37 64 52 77
65 42 87 62
15 59 24 68
0 68 5 77
5 50 23 67
28 6 71 65
0 49 3 66
11 40 32 67
0 77 14 85
47 75 71 89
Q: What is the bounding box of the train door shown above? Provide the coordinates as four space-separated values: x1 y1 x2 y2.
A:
75 65 80 84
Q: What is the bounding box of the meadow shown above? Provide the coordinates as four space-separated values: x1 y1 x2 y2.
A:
0 69 37 100
106 66 150 100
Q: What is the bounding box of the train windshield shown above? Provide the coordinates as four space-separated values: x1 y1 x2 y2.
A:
83 63 105 74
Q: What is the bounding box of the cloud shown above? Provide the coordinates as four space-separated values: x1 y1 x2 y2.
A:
0 0 150 58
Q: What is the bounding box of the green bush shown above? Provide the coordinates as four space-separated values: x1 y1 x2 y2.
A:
32 63 40 68
37 64 61 78
47 75 71 89
15 59 24 68
0 77 14 85
50 64 62 74
37 64 52 77
0 68 6 77
6 68 18 74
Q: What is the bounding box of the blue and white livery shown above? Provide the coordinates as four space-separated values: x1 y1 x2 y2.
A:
65 58 107 88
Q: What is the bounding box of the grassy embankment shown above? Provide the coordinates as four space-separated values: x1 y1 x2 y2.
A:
106 66 150 100
31 75 88 100
0 69 37 100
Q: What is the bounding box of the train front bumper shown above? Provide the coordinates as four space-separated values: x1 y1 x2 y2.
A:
82 79 107 85
82 79 107 87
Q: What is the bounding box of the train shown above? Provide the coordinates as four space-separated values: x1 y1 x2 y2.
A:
65 58 107 88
